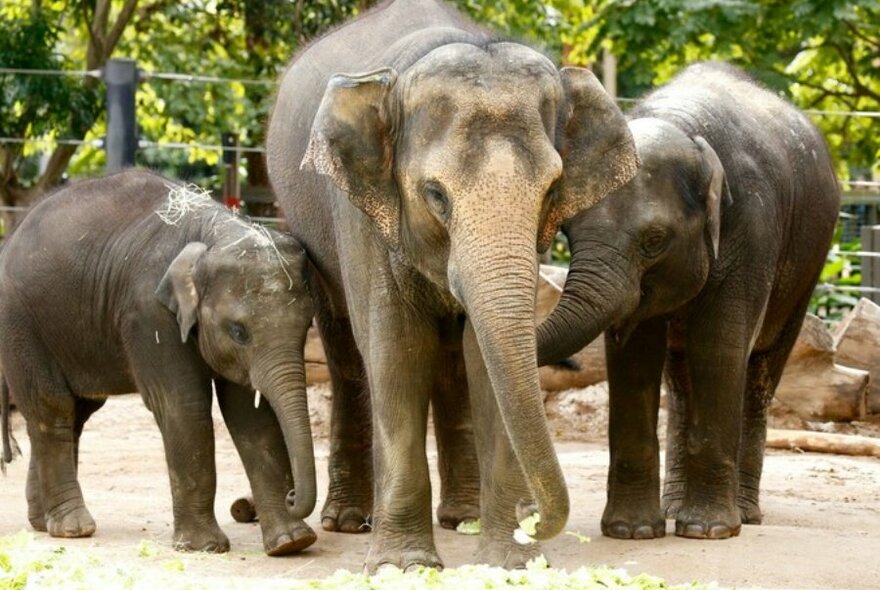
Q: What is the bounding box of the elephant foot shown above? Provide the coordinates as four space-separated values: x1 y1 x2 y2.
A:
475 537 542 569
674 504 741 540
661 495 683 519
172 520 230 553
601 499 665 539
601 518 665 540
321 498 372 534
661 482 685 519
738 498 763 525
365 541 442 573
28 512 47 532
262 518 317 556
437 501 480 531
46 505 96 538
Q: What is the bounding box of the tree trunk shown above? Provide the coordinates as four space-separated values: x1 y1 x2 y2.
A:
775 314 869 422
536 265 606 391
766 429 880 458
833 298 880 414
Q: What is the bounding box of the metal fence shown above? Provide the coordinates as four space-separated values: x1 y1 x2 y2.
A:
1 60 879 307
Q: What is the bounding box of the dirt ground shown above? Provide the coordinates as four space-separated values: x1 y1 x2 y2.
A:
2 392 879 590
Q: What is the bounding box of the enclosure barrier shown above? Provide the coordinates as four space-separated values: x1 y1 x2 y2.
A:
1 61 878 303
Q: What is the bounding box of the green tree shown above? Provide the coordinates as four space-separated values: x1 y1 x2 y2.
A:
579 0 880 179
0 0 363 219
0 0 137 211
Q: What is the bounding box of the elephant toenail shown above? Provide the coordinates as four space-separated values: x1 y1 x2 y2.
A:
681 523 706 538
607 522 632 538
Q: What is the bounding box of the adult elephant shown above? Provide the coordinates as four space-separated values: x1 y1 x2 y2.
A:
267 0 638 570
537 62 840 540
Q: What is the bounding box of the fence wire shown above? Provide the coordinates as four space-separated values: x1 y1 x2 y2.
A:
2 66 880 302
4 67 880 120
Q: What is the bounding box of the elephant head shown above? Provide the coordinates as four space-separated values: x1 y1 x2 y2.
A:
156 231 317 520
301 42 638 540
538 117 729 364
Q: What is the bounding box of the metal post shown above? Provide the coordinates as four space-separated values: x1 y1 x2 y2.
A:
601 49 617 100
860 225 880 304
103 58 138 171
222 133 241 209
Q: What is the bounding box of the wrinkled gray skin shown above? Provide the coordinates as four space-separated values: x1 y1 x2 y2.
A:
538 63 840 540
0 170 317 556
267 0 637 570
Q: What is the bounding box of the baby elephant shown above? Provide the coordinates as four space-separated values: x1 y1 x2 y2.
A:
538 63 839 540
0 169 317 555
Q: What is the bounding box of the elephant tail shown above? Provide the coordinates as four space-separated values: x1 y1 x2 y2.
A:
1 376 21 474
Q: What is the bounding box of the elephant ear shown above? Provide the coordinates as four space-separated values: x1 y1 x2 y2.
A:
156 242 208 343
301 68 400 250
539 67 639 251
693 136 730 259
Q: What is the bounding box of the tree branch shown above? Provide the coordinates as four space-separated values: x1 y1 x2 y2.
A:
93 0 111 38
294 0 304 43
80 0 103 69
29 145 77 202
844 21 880 51
828 41 880 103
105 0 140 59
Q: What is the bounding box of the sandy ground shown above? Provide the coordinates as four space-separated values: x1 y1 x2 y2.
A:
2 393 879 589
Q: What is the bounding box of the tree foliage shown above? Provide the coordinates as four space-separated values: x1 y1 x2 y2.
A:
585 0 880 179
0 0 877 211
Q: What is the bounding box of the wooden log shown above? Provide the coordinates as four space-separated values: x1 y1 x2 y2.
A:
833 298 880 414
230 495 258 523
775 314 868 422
766 428 880 458
301 266 609 390
536 265 607 391
304 325 330 385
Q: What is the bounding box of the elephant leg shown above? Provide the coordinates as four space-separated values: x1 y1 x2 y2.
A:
132 347 228 553
26 394 96 538
73 397 106 475
316 309 373 534
431 338 480 530
215 379 317 555
674 296 762 540
602 318 667 540
739 306 808 525
363 309 439 573
462 321 539 568
1 336 91 536
662 346 689 519
26 452 46 531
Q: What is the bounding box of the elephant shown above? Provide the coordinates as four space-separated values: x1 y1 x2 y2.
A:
0 169 318 556
537 62 840 540
266 0 638 571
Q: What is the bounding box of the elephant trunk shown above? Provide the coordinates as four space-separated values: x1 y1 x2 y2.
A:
252 352 316 520
451 227 569 541
537 231 639 365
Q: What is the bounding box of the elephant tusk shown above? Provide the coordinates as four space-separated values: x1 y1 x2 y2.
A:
254 389 261 409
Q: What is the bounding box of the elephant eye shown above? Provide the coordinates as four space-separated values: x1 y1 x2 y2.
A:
640 227 671 259
422 182 450 221
227 321 251 345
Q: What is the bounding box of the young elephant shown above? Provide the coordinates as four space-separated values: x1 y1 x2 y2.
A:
0 169 317 555
538 63 840 540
